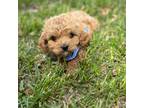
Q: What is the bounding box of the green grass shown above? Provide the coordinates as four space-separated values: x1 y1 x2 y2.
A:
18 0 126 108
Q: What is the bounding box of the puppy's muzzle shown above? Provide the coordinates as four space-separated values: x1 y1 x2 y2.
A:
61 44 69 51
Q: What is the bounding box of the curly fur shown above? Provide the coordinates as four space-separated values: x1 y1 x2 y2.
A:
39 10 99 72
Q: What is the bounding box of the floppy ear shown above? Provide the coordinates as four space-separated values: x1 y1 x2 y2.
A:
38 32 49 53
79 17 99 46
86 16 99 31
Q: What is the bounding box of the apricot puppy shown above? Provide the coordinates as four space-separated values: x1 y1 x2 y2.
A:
39 11 99 72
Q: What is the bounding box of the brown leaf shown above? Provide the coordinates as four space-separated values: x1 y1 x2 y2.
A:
100 7 111 16
112 69 117 77
24 88 33 95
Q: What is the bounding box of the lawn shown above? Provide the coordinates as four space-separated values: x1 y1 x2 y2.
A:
18 0 126 108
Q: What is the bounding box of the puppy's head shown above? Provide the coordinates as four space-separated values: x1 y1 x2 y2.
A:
39 13 99 59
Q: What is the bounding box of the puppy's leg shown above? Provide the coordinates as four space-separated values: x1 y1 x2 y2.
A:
66 57 79 73
66 49 86 73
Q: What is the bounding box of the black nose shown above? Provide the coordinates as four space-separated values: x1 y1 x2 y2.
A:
61 44 68 51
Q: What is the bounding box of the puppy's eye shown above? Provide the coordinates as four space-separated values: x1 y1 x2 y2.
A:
50 35 57 41
44 39 48 45
69 32 76 38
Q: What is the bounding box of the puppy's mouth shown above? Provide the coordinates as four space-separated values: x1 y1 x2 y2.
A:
61 47 78 57
49 47 80 62
48 50 71 61
49 43 80 61
62 51 69 57
62 43 80 57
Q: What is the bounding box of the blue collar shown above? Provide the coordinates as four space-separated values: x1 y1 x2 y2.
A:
66 48 80 61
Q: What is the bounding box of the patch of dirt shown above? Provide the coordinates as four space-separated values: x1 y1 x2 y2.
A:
111 14 118 22
24 88 33 95
112 96 126 108
29 4 39 13
100 7 111 16
112 68 117 77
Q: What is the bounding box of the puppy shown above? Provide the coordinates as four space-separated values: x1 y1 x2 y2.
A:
39 11 99 72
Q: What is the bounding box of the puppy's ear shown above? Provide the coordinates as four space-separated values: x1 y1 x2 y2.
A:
38 32 49 53
79 17 99 46
85 16 99 31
